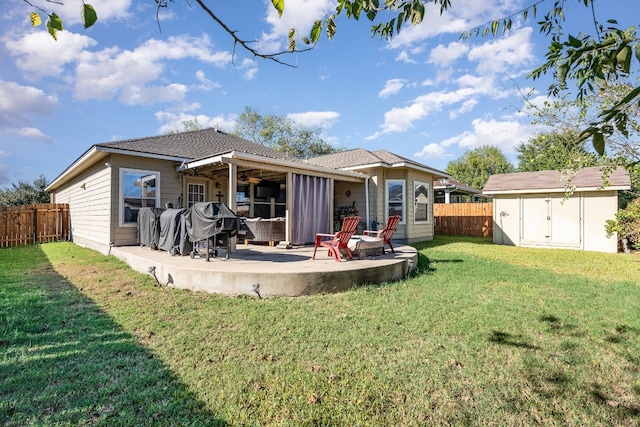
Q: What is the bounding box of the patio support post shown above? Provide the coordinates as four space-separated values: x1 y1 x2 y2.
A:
285 172 292 242
228 164 237 253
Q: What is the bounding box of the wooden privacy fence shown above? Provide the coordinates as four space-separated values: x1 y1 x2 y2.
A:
434 203 493 237
0 204 70 248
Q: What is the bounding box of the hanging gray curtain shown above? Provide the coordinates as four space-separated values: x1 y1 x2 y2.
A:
291 174 330 244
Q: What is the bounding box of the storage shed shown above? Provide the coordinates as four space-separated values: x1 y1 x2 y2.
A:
483 166 631 253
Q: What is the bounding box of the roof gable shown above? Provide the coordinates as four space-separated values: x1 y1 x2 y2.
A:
483 166 631 194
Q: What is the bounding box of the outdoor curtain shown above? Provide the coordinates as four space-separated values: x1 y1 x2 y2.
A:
291 174 330 244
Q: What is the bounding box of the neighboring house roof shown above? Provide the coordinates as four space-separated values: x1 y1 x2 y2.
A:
306 148 449 177
482 166 631 195
433 178 482 195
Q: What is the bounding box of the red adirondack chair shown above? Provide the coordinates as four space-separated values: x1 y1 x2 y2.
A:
363 215 401 254
313 216 361 262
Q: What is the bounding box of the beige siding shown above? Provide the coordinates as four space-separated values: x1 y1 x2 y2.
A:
53 160 112 254
339 166 439 243
406 169 435 243
110 155 183 246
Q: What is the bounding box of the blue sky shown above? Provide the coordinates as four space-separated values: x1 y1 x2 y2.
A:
1 0 636 187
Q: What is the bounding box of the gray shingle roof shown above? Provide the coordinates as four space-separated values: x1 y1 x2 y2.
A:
483 166 631 193
306 148 447 176
98 127 293 162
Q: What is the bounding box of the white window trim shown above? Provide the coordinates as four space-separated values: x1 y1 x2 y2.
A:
413 180 430 224
119 168 161 227
187 181 207 207
385 179 406 224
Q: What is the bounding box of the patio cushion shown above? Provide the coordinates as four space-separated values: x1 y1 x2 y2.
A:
348 235 384 258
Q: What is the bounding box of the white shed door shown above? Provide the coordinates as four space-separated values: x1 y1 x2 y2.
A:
520 194 582 247
549 195 581 246
521 196 549 243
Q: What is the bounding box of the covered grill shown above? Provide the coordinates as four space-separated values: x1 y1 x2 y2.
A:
158 209 192 256
184 202 239 260
137 207 165 249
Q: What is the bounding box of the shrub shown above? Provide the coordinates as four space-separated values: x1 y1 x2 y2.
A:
605 198 640 251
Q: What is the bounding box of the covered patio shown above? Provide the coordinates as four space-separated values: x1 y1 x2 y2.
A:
180 151 368 244
111 243 418 297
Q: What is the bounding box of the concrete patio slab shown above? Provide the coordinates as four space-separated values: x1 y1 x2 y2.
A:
111 243 418 297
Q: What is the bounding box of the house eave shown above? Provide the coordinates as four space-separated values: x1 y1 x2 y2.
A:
343 161 449 178
47 145 191 192
184 151 368 182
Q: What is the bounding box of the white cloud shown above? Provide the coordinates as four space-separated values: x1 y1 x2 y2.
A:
45 0 133 26
155 111 237 134
0 80 57 142
73 35 232 104
415 116 532 161
414 142 449 158
389 0 515 48
260 0 335 52
449 99 478 119
379 79 406 98
369 23 533 139
428 41 469 68
287 111 340 128
368 84 500 138
120 83 189 105
194 70 221 91
6 31 97 78
395 50 417 64
467 27 534 75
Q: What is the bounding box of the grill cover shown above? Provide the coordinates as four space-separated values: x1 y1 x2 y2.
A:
137 207 165 249
184 202 239 242
158 208 192 255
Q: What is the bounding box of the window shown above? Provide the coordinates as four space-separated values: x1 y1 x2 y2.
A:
120 168 160 226
414 181 430 223
187 183 206 207
386 180 405 223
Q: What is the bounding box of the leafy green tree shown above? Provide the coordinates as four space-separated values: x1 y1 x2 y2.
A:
516 129 598 172
0 175 50 206
526 82 640 202
233 106 339 159
445 146 514 190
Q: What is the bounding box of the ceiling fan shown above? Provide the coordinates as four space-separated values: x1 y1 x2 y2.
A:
239 171 261 184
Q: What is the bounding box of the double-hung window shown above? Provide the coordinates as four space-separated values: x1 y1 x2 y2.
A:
386 179 405 223
120 168 160 226
414 181 430 223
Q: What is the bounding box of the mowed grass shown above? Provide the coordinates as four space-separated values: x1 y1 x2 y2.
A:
1 236 639 426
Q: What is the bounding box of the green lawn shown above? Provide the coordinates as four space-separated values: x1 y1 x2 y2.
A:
1 236 639 426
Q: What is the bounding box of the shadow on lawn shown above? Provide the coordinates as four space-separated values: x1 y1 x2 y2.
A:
488 330 539 349
0 245 225 426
